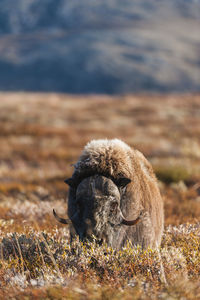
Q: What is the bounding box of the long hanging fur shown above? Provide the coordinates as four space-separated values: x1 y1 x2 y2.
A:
67 139 164 249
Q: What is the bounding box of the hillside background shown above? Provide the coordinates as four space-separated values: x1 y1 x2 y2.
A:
0 0 200 93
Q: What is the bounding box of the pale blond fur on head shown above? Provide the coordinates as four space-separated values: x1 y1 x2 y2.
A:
85 138 131 153
76 138 134 179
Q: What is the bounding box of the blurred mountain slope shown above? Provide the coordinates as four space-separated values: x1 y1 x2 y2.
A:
0 0 199 93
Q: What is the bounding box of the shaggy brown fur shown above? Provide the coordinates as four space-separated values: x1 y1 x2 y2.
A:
67 139 164 249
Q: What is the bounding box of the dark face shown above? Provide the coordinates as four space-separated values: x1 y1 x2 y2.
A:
53 174 140 246
72 175 125 243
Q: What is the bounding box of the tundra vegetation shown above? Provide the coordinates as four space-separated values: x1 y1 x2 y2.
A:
0 93 200 299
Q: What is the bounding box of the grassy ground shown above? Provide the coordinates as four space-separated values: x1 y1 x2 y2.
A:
0 92 200 299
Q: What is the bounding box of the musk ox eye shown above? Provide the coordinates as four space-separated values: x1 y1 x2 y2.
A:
110 201 118 212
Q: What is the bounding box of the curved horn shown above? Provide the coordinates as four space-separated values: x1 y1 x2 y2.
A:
53 209 69 225
121 215 141 226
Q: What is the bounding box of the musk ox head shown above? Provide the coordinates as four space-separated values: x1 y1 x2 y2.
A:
53 174 141 244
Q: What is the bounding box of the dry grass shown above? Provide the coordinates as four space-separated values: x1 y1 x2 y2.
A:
0 92 200 299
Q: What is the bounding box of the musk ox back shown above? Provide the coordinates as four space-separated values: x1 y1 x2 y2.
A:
53 139 164 249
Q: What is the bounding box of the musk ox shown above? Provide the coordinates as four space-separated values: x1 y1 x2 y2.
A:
53 139 164 250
